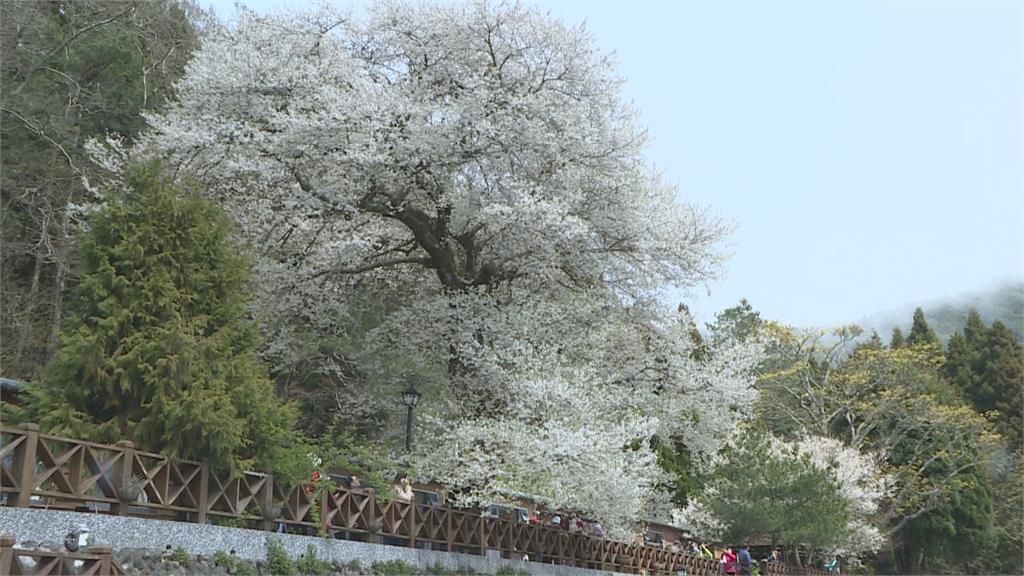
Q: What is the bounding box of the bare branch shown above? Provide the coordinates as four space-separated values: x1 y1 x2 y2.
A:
308 256 434 279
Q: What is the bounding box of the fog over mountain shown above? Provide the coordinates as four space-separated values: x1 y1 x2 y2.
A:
857 280 1024 342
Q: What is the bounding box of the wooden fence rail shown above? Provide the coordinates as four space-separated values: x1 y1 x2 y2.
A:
0 424 832 575
0 534 127 575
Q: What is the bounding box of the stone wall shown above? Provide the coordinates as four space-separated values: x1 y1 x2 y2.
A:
0 508 628 575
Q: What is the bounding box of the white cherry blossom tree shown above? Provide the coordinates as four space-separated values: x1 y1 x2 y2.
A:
101 1 762 532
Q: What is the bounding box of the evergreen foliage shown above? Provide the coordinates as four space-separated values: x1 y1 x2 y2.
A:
265 539 296 576
906 307 940 347
889 327 906 349
864 282 1024 343
896 465 995 574
9 164 298 473
945 309 1023 446
692 428 850 552
1 0 202 379
295 544 329 576
991 458 1024 576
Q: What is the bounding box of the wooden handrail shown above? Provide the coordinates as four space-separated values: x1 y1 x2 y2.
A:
0 424 832 574
1 533 127 575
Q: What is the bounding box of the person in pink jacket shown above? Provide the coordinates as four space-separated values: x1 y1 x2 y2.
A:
721 545 738 575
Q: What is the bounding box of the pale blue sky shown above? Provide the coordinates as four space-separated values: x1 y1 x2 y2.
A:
204 0 1023 328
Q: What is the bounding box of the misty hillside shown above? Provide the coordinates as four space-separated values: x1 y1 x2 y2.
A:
858 281 1024 342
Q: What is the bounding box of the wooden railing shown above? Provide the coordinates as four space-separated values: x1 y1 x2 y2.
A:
0 424 832 574
0 534 127 575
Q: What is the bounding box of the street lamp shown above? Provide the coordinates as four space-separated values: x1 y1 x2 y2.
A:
402 383 421 452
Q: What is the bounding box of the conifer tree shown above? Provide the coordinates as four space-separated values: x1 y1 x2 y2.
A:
906 307 940 347
947 310 1023 446
889 327 906 349
11 164 298 473
984 321 1023 445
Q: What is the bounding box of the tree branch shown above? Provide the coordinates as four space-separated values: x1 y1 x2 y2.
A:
1 107 78 173
309 256 433 279
15 3 137 91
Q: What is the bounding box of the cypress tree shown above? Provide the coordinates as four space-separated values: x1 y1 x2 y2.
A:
11 164 298 473
907 307 940 347
944 310 1023 446
889 327 906 349
963 309 987 346
983 321 1023 446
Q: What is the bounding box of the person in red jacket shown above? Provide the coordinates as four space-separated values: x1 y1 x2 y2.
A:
721 545 738 575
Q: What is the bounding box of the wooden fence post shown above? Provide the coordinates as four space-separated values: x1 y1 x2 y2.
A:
446 509 454 552
407 503 416 549
0 534 15 575
88 545 113 575
319 488 330 537
260 473 275 531
112 440 135 516
479 513 486 556
10 423 39 508
197 462 209 524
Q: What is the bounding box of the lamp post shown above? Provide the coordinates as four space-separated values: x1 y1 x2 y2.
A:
402 383 421 452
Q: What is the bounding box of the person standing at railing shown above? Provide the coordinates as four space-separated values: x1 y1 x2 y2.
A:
391 473 413 503
738 544 754 575
699 541 715 560
721 545 738 576
568 514 583 534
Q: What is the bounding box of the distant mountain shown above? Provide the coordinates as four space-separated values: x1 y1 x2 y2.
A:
858 281 1024 343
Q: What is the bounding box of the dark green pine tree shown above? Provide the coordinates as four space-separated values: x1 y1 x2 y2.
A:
945 309 985 402
889 326 906 349
906 307 940 347
984 321 1023 445
11 164 298 473
945 310 1023 447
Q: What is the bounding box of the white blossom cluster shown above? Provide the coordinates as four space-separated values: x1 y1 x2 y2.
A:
416 298 762 532
96 1 765 534
792 435 890 559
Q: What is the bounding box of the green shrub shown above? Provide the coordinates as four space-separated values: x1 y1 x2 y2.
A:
169 546 189 565
213 550 236 570
296 544 330 575
266 538 296 576
213 550 258 575
343 559 363 573
495 567 530 576
425 562 454 575
370 560 418 576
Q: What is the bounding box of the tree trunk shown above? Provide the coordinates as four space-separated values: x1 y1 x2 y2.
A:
48 261 66 352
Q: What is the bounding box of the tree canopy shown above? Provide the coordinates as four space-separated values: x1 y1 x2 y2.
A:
1 0 203 379
9 164 299 474
676 428 857 564
85 2 765 532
